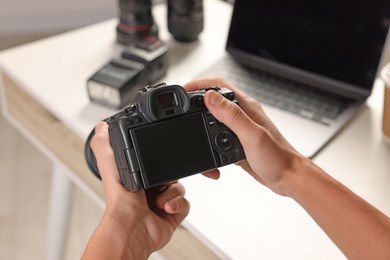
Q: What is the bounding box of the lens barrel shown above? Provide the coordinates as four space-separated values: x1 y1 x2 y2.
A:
117 0 159 45
167 0 204 42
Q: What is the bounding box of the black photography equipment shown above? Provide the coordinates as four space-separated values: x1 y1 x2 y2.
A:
117 0 159 45
85 83 245 191
167 0 204 42
86 37 168 108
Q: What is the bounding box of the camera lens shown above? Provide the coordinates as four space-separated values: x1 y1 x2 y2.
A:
116 0 159 45
167 0 204 42
215 130 235 152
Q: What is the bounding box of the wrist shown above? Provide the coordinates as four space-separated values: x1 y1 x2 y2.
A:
100 213 153 259
272 152 316 197
280 155 325 199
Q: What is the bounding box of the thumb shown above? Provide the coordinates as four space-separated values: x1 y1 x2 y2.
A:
204 90 260 146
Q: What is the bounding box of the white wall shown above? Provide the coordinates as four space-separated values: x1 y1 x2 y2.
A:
0 0 117 34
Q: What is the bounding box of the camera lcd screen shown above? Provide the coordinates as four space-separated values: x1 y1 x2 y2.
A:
130 112 216 187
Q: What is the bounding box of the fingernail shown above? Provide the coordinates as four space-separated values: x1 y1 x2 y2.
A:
208 91 223 106
168 201 177 212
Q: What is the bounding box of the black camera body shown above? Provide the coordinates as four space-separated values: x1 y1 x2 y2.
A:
85 83 245 191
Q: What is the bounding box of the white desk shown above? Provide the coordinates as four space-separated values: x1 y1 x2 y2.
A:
1 0 389 259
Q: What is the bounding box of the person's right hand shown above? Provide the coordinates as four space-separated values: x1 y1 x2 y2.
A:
184 77 310 196
185 77 390 260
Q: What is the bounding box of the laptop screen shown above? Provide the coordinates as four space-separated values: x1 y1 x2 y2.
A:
226 0 390 90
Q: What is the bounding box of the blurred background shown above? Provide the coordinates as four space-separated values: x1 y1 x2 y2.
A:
0 0 116 49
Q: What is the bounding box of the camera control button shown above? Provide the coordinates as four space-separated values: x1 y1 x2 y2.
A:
127 119 134 125
125 106 136 114
222 155 228 163
215 130 235 152
223 92 235 101
194 96 204 107
135 117 143 124
208 120 216 126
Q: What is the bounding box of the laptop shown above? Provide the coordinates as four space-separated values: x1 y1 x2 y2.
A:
201 0 390 158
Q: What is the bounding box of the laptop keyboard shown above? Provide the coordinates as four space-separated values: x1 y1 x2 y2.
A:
202 57 356 125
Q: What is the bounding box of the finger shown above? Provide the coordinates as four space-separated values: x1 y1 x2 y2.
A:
164 196 190 216
184 77 275 133
156 183 186 210
201 169 221 180
183 77 245 97
157 180 177 192
186 77 257 138
204 90 264 149
90 122 124 193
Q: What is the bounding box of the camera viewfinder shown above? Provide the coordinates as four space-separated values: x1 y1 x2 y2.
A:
157 92 177 110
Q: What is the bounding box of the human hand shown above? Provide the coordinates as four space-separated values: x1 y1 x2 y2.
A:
184 77 307 196
83 122 190 260
184 77 390 260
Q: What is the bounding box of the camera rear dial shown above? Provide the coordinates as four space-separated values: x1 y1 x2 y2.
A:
215 129 235 152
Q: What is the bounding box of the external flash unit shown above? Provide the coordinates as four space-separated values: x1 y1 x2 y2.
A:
87 37 168 108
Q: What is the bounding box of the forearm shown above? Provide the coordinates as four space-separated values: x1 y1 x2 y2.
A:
285 159 390 259
81 216 150 260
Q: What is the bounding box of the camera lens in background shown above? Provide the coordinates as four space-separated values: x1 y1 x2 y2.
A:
167 0 204 42
117 0 159 45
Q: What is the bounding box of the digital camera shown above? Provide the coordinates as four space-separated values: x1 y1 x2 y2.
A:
85 83 245 191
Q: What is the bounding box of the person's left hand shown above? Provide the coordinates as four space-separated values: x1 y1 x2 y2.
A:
82 122 190 260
